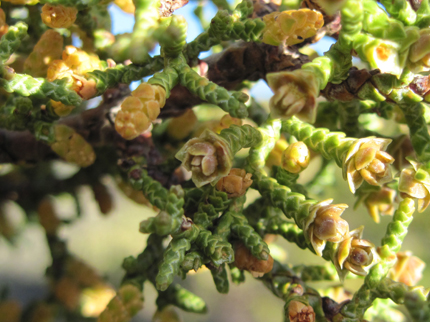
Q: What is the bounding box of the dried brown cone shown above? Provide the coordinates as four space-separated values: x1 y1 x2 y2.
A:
389 251 426 286
215 168 252 198
288 300 315 322
234 243 274 277
344 138 394 194
304 199 349 257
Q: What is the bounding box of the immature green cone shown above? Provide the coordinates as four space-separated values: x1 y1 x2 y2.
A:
335 226 377 279
304 199 349 257
344 138 394 194
399 159 430 213
215 168 252 198
364 187 396 223
267 70 319 123
287 300 315 322
176 129 233 187
389 251 426 287
262 9 324 46
281 141 310 173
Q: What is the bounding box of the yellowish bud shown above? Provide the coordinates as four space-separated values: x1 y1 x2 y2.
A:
167 109 198 140
51 125 96 167
24 30 63 77
262 9 323 46
281 141 310 173
41 4 78 29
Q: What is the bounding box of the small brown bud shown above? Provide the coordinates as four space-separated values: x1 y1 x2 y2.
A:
215 168 252 198
288 301 315 322
281 142 310 173
37 198 61 235
234 243 274 277
91 182 113 215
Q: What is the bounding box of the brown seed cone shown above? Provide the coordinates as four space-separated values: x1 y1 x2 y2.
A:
215 168 252 198
234 243 274 277
288 301 315 322
92 183 113 215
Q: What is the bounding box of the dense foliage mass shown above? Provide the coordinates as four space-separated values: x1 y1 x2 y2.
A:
1 0 430 321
